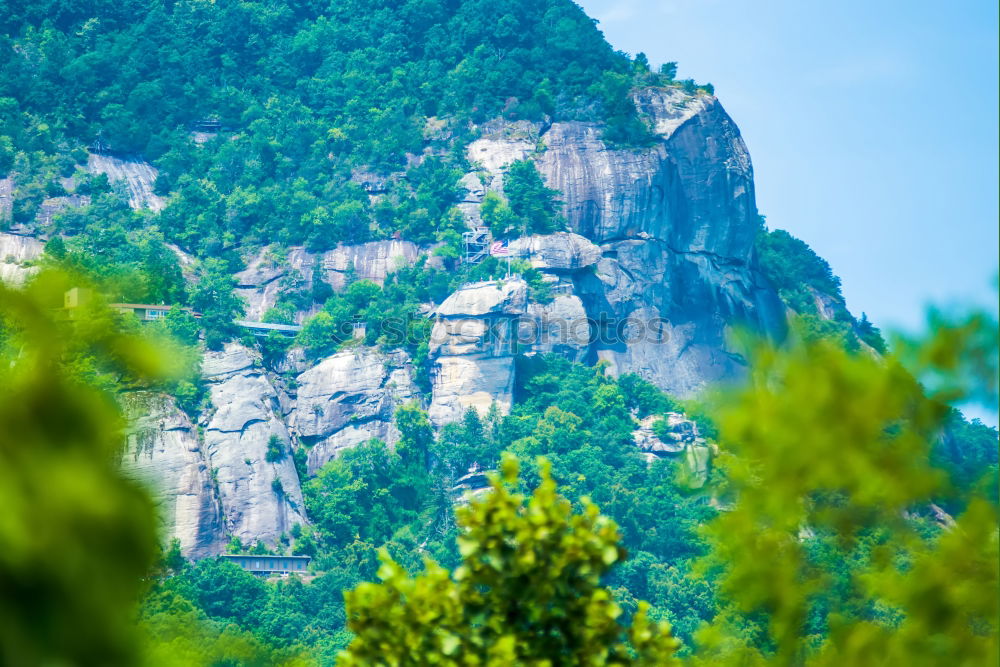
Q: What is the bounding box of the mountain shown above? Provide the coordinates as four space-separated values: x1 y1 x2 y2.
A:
0 0 882 557
3 1 995 660
101 82 785 556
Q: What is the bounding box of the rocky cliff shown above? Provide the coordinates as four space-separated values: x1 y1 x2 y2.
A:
121 393 224 558
199 344 308 546
289 347 417 474
22 86 785 557
135 87 785 555
0 232 43 284
235 240 421 322
460 88 784 396
87 153 165 211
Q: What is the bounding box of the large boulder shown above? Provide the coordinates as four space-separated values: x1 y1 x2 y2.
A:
201 343 307 546
288 347 417 474
433 279 528 319
508 232 601 272
121 392 224 558
428 279 527 426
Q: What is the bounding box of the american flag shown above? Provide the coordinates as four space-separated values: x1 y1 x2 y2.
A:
489 240 509 256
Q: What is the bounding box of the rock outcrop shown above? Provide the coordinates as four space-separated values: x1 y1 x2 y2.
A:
288 347 417 474
201 343 307 545
0 232 43 284
121 392 224 558
87 153 164 211
322 240 421 290
508 232 601 272
461 87 784 397
428 279 527 426
633 413 704 456
632 412 712 486
235 240 420 321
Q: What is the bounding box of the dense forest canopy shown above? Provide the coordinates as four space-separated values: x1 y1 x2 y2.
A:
0 0 685 254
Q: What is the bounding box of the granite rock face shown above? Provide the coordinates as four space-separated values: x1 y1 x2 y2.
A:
235 240 420 321
428 279 527 426
125 343 424 554
508 232 601 272
0 232 43 284
87 153 165 211
522 293 591 362
121 392 224 558
201 343 307 545
460 87 784 397
288 347 417 474
126 86 787 552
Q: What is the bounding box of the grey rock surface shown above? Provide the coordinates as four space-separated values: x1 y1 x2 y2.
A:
428 279 527 426
521 293 591 362
201 343 307 546
87 153 165 211
508 232 601 272
457 86 785 398
235 240 420 321
121 392 224 558
0 232 43 284
288 347 417 474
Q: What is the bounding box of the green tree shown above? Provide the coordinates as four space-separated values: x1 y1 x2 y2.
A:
480 190 521 239
266 434 286 463
692 310 999 665
190 258 245 350
340 456 680 665
502 159 565 236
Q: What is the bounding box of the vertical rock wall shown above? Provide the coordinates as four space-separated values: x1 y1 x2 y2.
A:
121 392 224 559
427 279 527 426
462 87 784 397
200 344 307 546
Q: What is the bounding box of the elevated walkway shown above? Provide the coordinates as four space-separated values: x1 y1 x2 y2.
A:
235 320 302 337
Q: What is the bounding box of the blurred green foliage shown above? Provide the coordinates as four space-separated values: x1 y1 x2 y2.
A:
691 305 998 665
0 271 163 665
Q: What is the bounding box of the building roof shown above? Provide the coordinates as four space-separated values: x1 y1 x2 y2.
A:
222 554 311 560
235 320 303 332
110 303 179 310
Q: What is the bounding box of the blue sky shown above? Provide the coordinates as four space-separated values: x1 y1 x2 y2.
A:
577 0 999 338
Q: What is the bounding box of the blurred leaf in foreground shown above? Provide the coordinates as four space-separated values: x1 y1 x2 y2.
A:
693 302 998 666
0 270 162 665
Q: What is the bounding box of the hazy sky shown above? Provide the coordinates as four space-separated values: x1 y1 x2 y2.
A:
577 0 999 336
